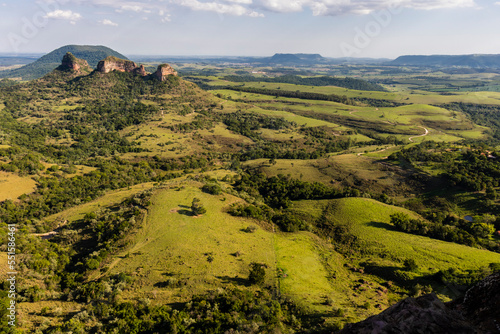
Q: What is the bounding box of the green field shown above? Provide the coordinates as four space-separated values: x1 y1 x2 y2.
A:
207 79 500 105
0 171 37 202
107 183 278 303
211 87 489 143
293 197 500 275
5 57 500 332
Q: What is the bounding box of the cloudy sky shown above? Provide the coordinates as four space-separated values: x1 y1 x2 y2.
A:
1 0 500 58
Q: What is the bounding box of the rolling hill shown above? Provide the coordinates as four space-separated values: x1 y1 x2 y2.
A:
1 51 500 332
0 45 128 80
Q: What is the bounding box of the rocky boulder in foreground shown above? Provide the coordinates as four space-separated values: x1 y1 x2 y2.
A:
341 272 500 334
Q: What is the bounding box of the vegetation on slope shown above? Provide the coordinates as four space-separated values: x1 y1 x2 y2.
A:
2 56 500 332
0 45 128 80
222 74 386 91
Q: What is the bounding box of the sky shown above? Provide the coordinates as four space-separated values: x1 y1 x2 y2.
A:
1 0 500 59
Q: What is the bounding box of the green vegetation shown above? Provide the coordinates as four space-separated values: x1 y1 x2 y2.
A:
248 262 266 285
0 44 128 81
191 197 207 215
3 52 500 332
221 74 386 91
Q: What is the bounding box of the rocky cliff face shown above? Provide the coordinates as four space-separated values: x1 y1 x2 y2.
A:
97 56 147 76
153 64 177 81
94 57 176 80
458 272 500 333
57 52 91 73
341 272 500 334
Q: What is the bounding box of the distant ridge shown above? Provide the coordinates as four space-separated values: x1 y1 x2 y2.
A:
261 53 328 65
391 54 500 68
0 45 128 80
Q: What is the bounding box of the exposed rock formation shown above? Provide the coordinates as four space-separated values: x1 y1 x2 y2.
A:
340 294 474 334
56 52 91 73
97 56 147 76
134 64 147 76
341 272 500 334
458 271 500 333
153 64 177 81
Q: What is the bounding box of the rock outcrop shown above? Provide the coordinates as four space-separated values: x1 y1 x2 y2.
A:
340 293 474 334
341 272 500 334
153 64 177 81
56 52 91 74
97 56 147 76
458 271 500 333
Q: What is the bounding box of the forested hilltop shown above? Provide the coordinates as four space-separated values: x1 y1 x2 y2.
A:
0 45 129 81
0 51 500 333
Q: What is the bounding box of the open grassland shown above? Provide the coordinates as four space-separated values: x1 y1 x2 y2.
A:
120 111 254 159
17 301 85 331
244 154 411 198
293 198 500 275
0 252 8 280
215 89 349 128
44 182 156 226
208 80 500 105
274 232 395 325
107 183 278 304
99 181 400 325
212 88 488 143
0 171 37 202
243 159 335 185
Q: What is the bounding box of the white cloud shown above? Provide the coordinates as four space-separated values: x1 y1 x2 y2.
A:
176 0 264 16
223 0 253 4
100 18 118 26
53 0 477 21
253 0 476 15
44 9 82 23
255 0 305 13
61 0 169 21
118 4 151 13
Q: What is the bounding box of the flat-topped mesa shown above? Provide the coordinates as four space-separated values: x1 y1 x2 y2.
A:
97 56 147 76
153 64 178 81
57 52 91 73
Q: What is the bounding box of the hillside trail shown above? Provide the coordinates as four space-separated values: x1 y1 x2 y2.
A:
349 108 379 116
357 147 390 157
409 126 429 143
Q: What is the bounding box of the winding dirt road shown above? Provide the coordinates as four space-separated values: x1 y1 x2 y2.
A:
409 126 429 143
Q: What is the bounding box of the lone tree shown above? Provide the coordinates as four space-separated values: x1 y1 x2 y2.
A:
249 262 266 285
191 197 206 216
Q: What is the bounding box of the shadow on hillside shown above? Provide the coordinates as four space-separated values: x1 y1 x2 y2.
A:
366 221 396 231
178 209 194 216
216 275 249 286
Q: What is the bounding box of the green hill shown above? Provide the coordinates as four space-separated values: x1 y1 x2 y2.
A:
2 52 500 332
0 45 128 80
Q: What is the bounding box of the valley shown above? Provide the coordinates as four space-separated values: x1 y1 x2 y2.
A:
1 46 500 333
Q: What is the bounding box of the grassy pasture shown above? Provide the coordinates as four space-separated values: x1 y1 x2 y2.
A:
212 88 487 143
220 81 500 105
99 181 399 325
293 198 500 276
274 232 394 324
0 171 37 202
107 183 278 304
44 182 156 226
244 154 411 197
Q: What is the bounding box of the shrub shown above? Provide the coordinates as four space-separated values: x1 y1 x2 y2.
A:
249 262 266 285
404 258 419 272
202 183 223 195
242 225 257 233
191 197 206 216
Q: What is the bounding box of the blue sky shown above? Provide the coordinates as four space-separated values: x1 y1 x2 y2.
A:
1 0 500 58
